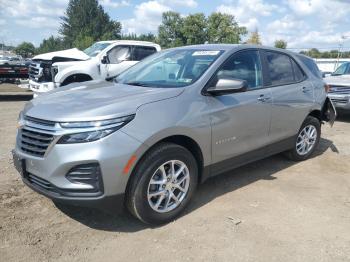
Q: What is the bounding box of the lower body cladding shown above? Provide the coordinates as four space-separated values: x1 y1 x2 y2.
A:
12 130 149 210
328 94 350 110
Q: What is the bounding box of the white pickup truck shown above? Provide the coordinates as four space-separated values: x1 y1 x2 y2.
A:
29 40 161 96
325 62 350 111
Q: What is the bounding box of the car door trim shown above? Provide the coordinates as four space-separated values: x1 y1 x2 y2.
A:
201 135 295 181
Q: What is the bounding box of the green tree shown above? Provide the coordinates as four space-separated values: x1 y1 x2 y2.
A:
246 29 262 45
121 33 157 42
308 48 321 58
207 12 247 43
183 13 207 45
158 11 185 48
60 0 121 47
36 36 66 54
274 39 287 49
73 33 94 50
14 42 35 58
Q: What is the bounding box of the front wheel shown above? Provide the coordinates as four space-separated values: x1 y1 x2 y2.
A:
285 116 321 161
126 143 198 225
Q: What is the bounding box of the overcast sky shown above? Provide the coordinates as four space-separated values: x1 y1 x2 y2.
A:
1 0 350 50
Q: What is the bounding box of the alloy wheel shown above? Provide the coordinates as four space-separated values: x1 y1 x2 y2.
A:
147 160 190 213
296 124 318 156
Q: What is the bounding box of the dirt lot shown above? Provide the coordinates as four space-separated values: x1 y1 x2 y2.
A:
0 101 350 262
0 83 32 93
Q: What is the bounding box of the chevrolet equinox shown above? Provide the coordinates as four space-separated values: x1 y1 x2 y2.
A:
13 45 336 224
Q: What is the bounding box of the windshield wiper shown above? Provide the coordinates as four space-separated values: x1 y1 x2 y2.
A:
125 81 152 87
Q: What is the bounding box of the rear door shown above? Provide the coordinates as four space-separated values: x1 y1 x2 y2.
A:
132 45 157 61
208 50 272 172
262 50 314 143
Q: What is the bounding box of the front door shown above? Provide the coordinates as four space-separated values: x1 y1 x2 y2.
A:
103 45 138 78
208 50 272 173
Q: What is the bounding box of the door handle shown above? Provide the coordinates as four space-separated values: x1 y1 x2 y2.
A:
257 94 271 102
302 86 311 93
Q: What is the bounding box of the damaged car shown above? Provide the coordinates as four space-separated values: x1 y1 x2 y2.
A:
28 40 161 96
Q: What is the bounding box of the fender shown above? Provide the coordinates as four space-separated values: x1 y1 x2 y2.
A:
54 60 100 84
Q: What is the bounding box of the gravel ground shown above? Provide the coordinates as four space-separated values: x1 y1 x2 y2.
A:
0 83 32 93
0 101 350 262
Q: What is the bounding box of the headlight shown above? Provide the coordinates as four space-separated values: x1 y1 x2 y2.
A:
60 115 134 128
57 128 117 144
57 115 135 144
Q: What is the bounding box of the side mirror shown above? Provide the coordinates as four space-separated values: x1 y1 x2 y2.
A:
207 78 248 96
101 55 108 64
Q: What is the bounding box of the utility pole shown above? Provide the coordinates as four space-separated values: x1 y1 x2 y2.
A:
1 38 4 55
335 35 350 71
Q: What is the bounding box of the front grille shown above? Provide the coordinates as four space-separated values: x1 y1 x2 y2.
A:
20 128 54 157
27 173 54 191
25 116 55 127
330 97 349 104
29 61 52 82
29 62 42 81
328 85 350 94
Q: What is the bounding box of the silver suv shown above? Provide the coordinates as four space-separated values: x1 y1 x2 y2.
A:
13 45 336 224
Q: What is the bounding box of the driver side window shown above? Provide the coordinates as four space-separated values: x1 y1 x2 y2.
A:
215 50 262 89
107 45 131 64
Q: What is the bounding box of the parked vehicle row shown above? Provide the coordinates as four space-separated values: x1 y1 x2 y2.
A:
28 40 161 96
0 55 30 81
13 44 336 224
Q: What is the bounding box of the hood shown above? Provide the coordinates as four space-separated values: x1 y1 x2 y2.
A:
24 80 184 122
33 48 90 61
325 75 350 86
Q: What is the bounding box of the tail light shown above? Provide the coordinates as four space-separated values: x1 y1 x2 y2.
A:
324 84 330 93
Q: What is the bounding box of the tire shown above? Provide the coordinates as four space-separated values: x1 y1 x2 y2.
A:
285 116 321 161
126 143 198 225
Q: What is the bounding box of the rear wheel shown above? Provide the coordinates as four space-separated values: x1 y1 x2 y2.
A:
285 116 321 161
126 143 198 225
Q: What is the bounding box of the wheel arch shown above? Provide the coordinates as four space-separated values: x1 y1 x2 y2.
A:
308 109 322 121
61 73 93 86
128 134 205 190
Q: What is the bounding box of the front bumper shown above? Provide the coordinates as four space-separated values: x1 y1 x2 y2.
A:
328 94 350 110
13 129 148 209
29 80 58 96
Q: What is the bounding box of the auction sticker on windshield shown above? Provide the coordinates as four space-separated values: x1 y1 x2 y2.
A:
192 51 221 56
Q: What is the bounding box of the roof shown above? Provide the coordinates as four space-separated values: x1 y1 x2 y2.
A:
172 44 300 56
96 40 160 47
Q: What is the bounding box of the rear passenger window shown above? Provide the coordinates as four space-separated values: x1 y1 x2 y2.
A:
265 52 294 85
291 59 305 82
133 46 157 61
298 56 322 78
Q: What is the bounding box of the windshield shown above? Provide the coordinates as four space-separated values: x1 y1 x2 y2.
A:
84 42 112 57
333 62 349 75
116 49 224 88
